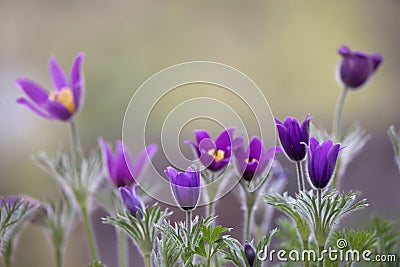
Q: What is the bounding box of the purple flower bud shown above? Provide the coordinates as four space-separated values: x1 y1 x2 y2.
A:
16 53 85 121
99 138 157 187
275 116 312 162
244 241 256 266
307 137 341 189
184 128 243 171
338 45 383 89
119 185 144 216
165 166 200 211
234 136 281 181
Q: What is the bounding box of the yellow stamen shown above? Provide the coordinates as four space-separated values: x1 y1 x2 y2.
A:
49 87 75 113
208 149 225 162
245 158 259 163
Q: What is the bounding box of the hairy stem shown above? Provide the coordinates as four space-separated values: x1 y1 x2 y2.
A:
296 161 305 192
144 254 151 267
302 239 310 267
244 192 256 241
332 86 348 141
118 229 127 267
69 120 82 158
80 202 98 261
186 210 192 246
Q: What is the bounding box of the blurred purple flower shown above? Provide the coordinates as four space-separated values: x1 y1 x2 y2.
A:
244 241 256 266
165 166 200 211
275 116 312 162
99 138 157 187
16 53 85 121
119 185 144 216
338 45 383 89
307 137 341 189
234 136 281 181
185 128 242 171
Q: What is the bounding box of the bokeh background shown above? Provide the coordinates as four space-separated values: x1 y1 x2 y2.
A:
1 1 400 266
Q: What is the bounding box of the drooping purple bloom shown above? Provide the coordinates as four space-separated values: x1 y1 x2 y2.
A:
275 116 312 162
16 53 85 121
338 45 383 89
99 138 157 187
234 136 281 181
184 128 243 171
165 166 200 211
307 137 341 189
244 241 256 266
119 185 144 216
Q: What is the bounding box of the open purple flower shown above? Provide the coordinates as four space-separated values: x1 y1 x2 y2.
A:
184 128 242 171
307 137 341 189
16 53 85 121
244 241 256 267
234 136 281 181
338 45 383 89
99 138 157 187
275 116 312 162
165 166 200 211
119 185 144 216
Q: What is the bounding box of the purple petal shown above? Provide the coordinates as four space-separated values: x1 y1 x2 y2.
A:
184 140 200 157
49 57 68 91
215 128 235 149
112 142 135 186
98 138 114 180
338 45 351 56
42 100 72 121
193 130 210 145
165 167 178 183
16 97 54 119
70 53 85 109
249 136 262 160
300 116 312 144
16 78 49 106
131 144 158 180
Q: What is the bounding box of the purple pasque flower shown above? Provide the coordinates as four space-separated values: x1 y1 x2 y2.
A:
244 241 256 267
99 138 157 187
338 45 383 89
275 116 312 162
119 185 144 216
184 128 242 171
165 166 200 211
16 53 85 121
307 137 341 189
234 136 281 181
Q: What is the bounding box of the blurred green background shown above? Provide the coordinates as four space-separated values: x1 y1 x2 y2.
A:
1 0 400 266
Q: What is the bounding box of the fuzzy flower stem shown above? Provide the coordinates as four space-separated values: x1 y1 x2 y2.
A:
186 210 192 246
118 229 128 267
317 189 322 214
332 86 348 141
144 254 151 267
244 191 256 241
302 240 310 267
69 120 82 158
296 161 305 192
80 202 98 261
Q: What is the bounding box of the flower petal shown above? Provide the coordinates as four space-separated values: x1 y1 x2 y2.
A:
16 97 54 119
49 57 68 91
42 100 72 121
215 128 235 149
70 53 85 109
193 130 210 145
16 78 49 106
131 144 158 180
249 136 262 160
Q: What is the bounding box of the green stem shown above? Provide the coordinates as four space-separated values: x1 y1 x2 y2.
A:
244 192 256 241
55 245 62 267
207 201 214 218
332 86 348 141
118 229 127 267
317 189 322 215
69 120 82 158
144 254 151 267
296 161 305 192
4 240 12 267
80 203 98 261
302 239 310 267
186 210 192 247
318 244 325 267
